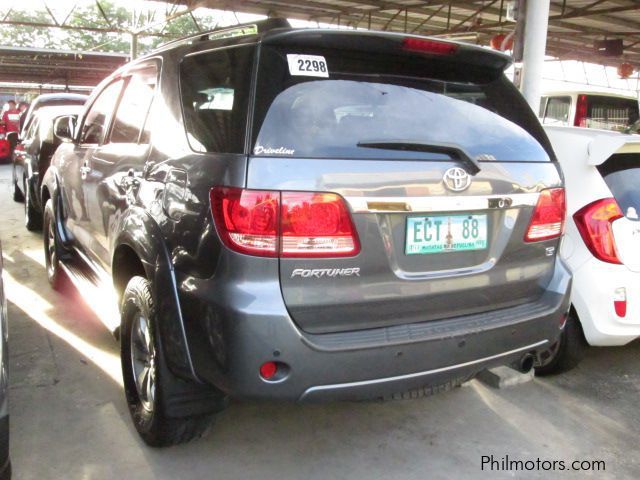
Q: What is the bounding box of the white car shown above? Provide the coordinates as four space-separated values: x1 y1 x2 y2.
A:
540 90 639 132
538 126 640 373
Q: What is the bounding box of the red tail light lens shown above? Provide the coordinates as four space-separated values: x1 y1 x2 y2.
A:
524 188 566 242
574 94 588 127
210 187 279 257
573 197 623 264
211 188 360 258
402 38 458 55
281 192 360 257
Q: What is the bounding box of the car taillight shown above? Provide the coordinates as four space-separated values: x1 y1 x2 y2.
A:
524 188 566 242
573 197 623 264
210 187 279 257
574 94 588 127
613 287 627 317
281 192 360 257
402 38 458 55
210 187 360 258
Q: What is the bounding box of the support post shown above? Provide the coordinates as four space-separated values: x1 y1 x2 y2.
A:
130 32 138 60
520 0 551 111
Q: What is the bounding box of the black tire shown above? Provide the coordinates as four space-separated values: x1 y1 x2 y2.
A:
24 176 42 231
12 176 23 203
121 276 214 447
43 199 67 290
535 310 586 375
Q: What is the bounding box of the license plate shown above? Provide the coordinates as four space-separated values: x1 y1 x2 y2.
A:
405 214 488 255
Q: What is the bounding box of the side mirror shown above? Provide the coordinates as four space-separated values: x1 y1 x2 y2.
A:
6 131 18 149
53 115 76 142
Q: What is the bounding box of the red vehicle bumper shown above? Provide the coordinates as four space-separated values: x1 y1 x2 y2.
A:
0 139 10 160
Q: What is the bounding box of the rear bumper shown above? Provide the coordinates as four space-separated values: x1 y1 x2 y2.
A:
180 258 571 401
572 258 640 346
0 141 10 160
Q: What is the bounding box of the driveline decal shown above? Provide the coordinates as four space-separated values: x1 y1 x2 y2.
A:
254 145 295 155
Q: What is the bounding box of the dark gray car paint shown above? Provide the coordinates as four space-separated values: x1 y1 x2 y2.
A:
42 26 571 404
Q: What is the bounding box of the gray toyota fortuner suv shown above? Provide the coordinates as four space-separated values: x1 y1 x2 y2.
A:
42 19 571 446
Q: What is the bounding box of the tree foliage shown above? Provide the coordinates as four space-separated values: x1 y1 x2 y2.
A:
0 1 228 54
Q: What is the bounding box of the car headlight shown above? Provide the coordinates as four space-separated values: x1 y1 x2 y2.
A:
0 134 5 140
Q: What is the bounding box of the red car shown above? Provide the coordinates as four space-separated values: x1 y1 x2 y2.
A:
0 123 11 163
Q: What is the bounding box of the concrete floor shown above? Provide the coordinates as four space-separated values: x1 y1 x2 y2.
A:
0 164 639 480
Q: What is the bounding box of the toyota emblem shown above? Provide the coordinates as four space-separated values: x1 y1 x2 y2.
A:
443 167 471 192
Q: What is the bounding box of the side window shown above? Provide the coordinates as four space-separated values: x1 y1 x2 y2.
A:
25 116 40 141
179 46 254 153
543 96 571 125
109 66 158 144
80 80 124 144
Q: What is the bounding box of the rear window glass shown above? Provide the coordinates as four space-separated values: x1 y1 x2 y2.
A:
179 46 254 154
584 95 639 131
597 153 640 219
252 46 552 162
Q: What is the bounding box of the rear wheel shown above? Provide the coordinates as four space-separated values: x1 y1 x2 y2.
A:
43 199 67 290
24 176 42 231
535 310 586 375
121 276 214 447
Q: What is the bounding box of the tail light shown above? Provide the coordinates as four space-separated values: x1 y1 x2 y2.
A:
210 187 279 257
613 287 627 317
574 94 588 127
210 187 360 258
524 188 566 242
402 38 458 55
573 197 622 264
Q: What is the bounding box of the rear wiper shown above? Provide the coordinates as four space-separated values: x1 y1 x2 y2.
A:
356 140 480 175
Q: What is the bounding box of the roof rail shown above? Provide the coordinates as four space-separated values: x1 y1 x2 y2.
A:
154 18 291 52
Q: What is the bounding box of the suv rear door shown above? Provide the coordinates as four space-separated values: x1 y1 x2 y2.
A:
61 79 124 259
247 35 564 334
82 63 158 269
182 33 564 335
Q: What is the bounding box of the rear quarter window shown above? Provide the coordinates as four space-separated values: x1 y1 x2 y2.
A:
179 45 254 154
542 96 571 126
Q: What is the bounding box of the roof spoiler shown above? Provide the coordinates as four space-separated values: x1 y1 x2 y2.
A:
262 29 512 72
588 134 640 165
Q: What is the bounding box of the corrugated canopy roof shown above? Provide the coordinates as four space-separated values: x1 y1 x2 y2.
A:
171 0 640 67
0 46 128 88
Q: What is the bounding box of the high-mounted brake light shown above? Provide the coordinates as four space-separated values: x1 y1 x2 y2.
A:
402 38 458 55
574 94 588 127
524 188 566 242
573 197 623 264
210 187 360 258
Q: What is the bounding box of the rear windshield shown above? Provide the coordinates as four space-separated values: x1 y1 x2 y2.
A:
584 95 639 131
597 153 640 219
252 45 552 162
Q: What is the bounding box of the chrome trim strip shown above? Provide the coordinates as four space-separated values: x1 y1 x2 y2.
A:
300 340 548 398
345 193 539 213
